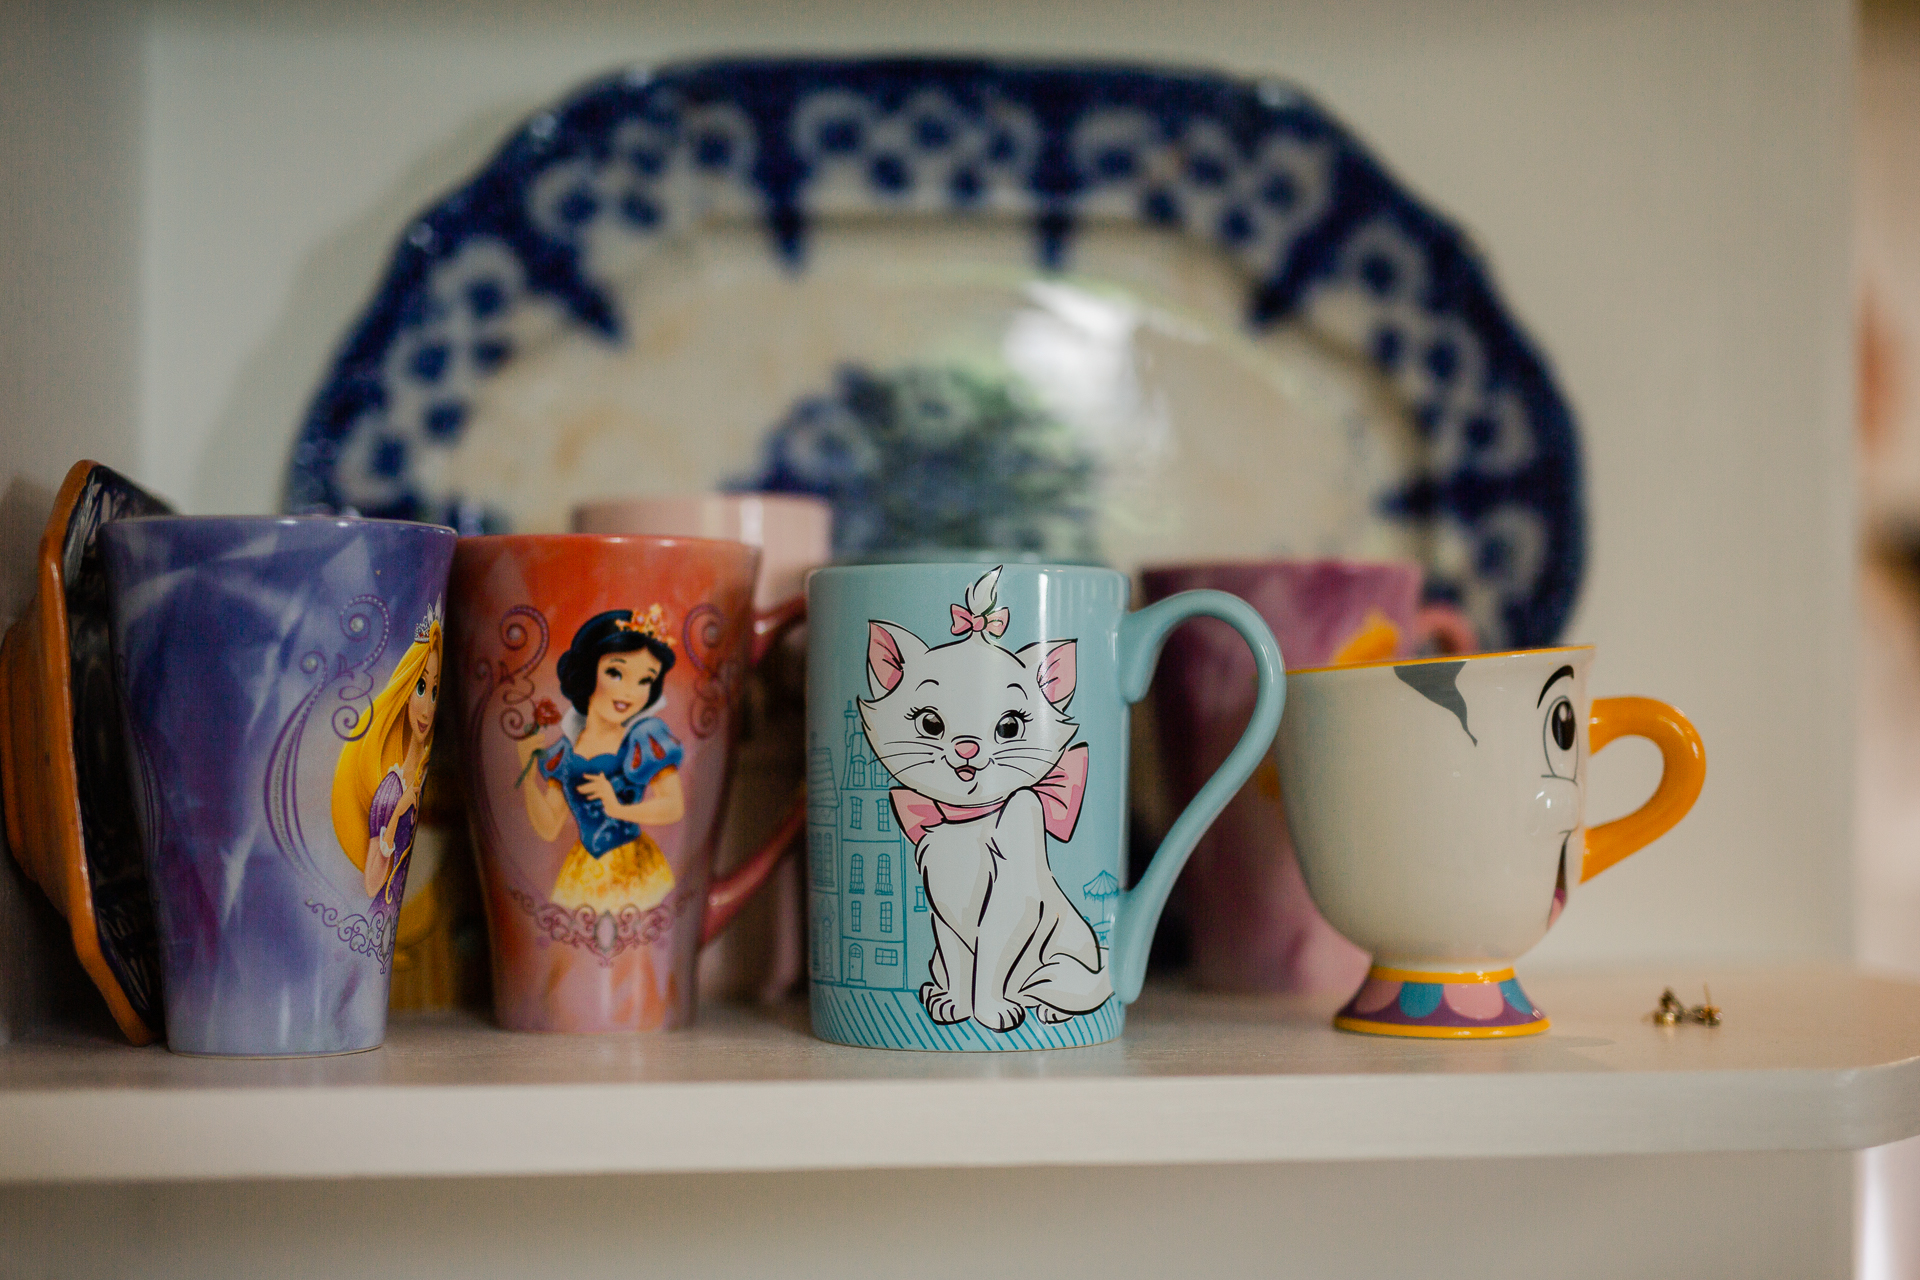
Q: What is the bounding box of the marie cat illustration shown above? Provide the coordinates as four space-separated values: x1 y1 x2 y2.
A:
860 566 1112 1033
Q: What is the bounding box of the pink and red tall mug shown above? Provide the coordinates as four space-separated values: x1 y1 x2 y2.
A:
573 494 832 1004
448 532 805 1032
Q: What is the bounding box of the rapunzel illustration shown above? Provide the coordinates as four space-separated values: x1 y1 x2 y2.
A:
514 606 687 915
331 604 443 911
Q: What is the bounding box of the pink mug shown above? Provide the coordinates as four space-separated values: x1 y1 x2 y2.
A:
1139 559 1476 993
572 494 831 612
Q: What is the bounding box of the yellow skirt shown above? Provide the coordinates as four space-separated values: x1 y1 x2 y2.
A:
549 834 675 914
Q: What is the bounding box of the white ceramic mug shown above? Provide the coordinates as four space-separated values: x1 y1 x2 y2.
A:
1276 645 1705 1038
572 493 833 1002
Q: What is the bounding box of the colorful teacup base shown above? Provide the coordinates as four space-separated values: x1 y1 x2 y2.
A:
1333 965 1548 1039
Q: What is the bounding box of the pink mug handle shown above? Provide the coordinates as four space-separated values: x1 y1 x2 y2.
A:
1414 604 1478 656
701 594 808 946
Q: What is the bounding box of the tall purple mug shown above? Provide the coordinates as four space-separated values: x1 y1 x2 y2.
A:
1140 559 1476 993
105 516 457 1055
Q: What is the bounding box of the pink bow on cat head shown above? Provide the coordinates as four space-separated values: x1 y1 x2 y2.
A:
951 604 1009 637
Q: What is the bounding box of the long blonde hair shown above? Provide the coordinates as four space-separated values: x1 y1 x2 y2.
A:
330 616 441 870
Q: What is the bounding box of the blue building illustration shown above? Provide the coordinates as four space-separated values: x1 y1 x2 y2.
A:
806 736 839 981
1082 871 1120 944
808 703 925 991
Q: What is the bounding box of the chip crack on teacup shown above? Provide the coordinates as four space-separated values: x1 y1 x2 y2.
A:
1393 661 1476 745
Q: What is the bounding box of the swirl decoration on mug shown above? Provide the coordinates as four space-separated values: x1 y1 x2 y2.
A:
506 885 684 965
495 605 550 741
461 604 549 853
263 595 392 876
680 601 742 740
303 899 397 971
330 595 392 739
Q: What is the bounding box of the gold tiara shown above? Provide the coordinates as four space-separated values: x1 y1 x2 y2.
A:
615 603 671 647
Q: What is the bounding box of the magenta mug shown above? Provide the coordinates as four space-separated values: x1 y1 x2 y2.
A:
1139 559 1476 993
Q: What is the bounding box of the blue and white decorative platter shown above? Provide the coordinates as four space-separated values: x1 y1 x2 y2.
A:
289 58 1584 648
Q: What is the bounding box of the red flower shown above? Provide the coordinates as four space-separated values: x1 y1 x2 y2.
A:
534 698 562 728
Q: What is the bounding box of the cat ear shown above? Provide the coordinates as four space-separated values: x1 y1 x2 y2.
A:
1017 638 1077 710
1040 640 1077 708
866 621 925 699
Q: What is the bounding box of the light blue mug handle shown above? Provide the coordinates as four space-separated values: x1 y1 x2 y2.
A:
1109 590 1285 1004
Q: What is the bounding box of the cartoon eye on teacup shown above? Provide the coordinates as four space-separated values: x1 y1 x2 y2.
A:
994 710 1028 742
1543 695 1578 779
1543 702 1574 782
1537 662 1579 779
912 708 946 738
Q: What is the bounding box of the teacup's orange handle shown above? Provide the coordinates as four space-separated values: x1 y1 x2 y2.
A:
702 594 808 945
1581 697 1705 883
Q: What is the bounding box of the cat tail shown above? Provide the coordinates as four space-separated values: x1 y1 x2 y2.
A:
966 565 1003 617
1019 952 1114 1015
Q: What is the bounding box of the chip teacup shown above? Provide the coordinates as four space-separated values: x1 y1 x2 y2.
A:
1276 645 1705 1038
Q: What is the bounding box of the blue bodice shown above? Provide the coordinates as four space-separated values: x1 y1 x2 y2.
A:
537 716 684 857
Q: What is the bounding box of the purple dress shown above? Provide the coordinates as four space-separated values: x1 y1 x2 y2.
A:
366 766 415 914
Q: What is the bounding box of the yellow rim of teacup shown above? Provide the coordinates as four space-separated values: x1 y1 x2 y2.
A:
1289 643 1594 676
1333 1016 1552 1039
1368 965 1516 985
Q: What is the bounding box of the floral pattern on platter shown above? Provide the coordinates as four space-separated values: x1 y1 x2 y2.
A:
290 59 1584 648
736 363 1100 561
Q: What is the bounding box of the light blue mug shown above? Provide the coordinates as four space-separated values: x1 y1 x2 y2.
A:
805 560 1284 1050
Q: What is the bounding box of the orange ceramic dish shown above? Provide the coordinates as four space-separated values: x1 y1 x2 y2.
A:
0 461 172 1044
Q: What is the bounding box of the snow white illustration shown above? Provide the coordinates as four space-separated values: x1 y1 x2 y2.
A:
330 603 443 910
513 606 687 914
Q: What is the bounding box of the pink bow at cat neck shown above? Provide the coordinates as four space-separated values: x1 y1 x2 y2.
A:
950 604 1009 637
890 743 1090 845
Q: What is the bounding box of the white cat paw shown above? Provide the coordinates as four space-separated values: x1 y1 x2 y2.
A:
921 984 970 1024
1033 1004 1075 1024
974 998 1027 1033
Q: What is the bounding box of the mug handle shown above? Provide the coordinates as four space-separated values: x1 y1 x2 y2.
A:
1580 696 1706 882
1109 590 1285 1003
1414 604 1477 656
700 594 810 946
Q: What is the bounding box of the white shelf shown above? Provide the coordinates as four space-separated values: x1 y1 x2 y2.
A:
3 966 1917 1183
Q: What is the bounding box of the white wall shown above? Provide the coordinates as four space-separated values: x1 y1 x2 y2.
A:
0 0 147 1046
1853 3 1920 1275
1859 0 1920 526
137 0 1856 971
0 0 143 504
